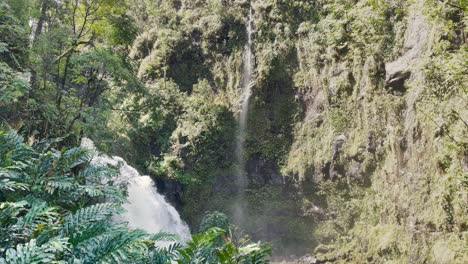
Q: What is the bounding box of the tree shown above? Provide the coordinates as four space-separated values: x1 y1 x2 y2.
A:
0 2 31 126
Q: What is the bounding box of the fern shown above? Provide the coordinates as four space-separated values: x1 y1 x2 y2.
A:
39 177 76 195
35 151 61 177
0 202 29 248
0 202 28 227
33 137 64 153
0 129 272 262
73 228 148 264
15 202 58 230
62 203 119 235
98 185 127 204
67 221 112 246
176 228 224 264
0 239 55 264
79 165 118 182
0 130 25 158
80 184 104 197
0 131 34 168
150 232 178 243
0 179 28 192
237 242 271 264
56 147 91 173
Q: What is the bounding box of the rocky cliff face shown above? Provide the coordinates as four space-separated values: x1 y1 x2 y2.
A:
124 0 466 261
277 0 467 262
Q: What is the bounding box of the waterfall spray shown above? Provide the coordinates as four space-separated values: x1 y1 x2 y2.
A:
234 4 254 224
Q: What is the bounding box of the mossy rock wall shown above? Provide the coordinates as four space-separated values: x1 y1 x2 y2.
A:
122 0 467 261
280 0 467 262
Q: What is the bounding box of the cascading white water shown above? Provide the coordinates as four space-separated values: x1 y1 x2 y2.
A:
81 138 191 242
238 5 255 139
234 4 254 222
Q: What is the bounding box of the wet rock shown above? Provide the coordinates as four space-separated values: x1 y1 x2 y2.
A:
385 70 411 93
213 174 236 194
304 88 326 123
328 134 347 180
359 56 382 98
246 155 283 185
298 254 317 264
328 62 354 98
301 203 324 218
314 244 330 255
154 178 183 209
346 159 362 180
385 5 429 93
367 131 377 153
332 134 347 159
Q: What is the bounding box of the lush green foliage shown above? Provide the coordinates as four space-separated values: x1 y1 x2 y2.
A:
1 0 143 143
0 129 271 263
1 0 466 262
0 129 158 263
280 0 467 262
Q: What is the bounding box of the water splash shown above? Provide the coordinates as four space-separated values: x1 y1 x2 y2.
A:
81 138 191 242
234 4 255 224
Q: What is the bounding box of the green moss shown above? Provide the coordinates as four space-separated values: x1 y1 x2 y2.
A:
112 1 468 262
283 0 467 262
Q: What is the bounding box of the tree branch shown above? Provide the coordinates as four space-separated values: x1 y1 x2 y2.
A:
54 40 93 62
439 0 464 10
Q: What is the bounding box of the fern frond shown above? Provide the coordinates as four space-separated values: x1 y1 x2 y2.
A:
67 221 112 246
151 242 180 264
0 130 24 157
99 185 127 204
0 179 28 192
57 147 91 172
73 228 148 264
0 239 59 264
150 232 178 242
0 201 59 248
62 203 119 235
33 137 64 153
39 177 76 195
15 202 58 230
238 242 271 263
0 201 28 228
176 228 224 263
0 131 36 168
79 165 118 182
79 184 104 198
35 150 61 176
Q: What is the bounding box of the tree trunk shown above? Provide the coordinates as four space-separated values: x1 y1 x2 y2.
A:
34 0 49 41
30 0 49 93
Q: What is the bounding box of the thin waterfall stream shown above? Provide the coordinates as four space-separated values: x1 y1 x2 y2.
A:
234 4 254 224
81 3 256 245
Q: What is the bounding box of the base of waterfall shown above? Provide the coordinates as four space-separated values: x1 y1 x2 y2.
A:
81 138 191 243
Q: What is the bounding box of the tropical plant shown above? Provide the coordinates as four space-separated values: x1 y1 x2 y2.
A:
0 129 171 263
175 227 271 264
0 129 271 263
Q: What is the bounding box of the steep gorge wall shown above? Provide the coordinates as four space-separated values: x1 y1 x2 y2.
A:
121 0 466 261
122 0 317 256
278 0 467 262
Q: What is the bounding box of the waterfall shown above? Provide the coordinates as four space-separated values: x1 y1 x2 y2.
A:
234 4 254 223
81 138 191 242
